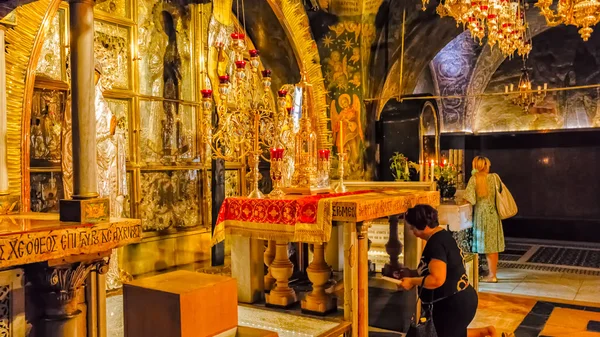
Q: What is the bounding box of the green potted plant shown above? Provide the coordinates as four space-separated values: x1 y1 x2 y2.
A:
435 163 460 199
389 152 411 182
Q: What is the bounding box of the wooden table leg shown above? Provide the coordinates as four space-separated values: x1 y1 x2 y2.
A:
382 215 402 277
265 240 297 308
356 222 369 337
342 222 358 337
264 240 276 293
302 243 336 315
231 236 265 303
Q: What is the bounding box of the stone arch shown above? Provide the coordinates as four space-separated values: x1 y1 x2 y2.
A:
374 6 462 120
464 9 551 131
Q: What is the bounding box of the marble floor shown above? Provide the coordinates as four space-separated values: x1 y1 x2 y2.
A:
106 238 600 336
470 292 600 337
478 267 600 304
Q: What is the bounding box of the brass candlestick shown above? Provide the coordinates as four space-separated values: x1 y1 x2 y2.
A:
333 152 347 193
269 148 285 198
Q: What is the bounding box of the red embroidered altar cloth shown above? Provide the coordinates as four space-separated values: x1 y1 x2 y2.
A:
212 190 372 244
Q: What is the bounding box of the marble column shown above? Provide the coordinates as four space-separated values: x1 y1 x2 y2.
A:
60 0 110 223
69 0 98 200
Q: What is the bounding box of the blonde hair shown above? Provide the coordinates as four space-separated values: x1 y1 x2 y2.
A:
472 156 491 197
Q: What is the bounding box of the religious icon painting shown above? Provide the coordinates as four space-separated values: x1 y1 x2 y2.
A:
95 0 131 20
136 0 193 101
94 20 131 90
139 170 201 231
139 101 197 163
30 89 66 166
30 172 64 213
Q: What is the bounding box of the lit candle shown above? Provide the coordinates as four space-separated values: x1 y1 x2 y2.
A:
419 161 423 181
537 85 541 94
505 85 508 93
510 84 514 91
339 121 344 153
544 83 548 90
443 159 447 167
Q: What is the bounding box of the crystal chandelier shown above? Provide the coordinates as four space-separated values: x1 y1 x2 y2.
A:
425 0 531 57
504 57 547 112
535 0 600 41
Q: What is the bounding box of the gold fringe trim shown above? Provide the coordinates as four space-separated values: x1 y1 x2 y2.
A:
212 190 440 245
269 0 331 149
4 0 54 203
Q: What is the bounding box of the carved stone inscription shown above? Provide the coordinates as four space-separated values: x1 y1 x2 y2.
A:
0 220 142 268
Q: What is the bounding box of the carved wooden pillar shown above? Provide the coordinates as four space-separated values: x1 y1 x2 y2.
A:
265 241 297 308
28 260 108 337
356 222 369 337
0 26 8 196
382 214 403 277
301 243 336 315
263 240 276 292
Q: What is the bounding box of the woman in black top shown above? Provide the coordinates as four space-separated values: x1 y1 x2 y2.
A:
397 205 501 337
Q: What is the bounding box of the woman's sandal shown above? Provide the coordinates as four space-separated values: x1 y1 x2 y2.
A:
480 276 498 283
501 332 515 337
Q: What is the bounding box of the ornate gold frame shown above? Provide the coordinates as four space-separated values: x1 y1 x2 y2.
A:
19 0 326 230
265 0 331 149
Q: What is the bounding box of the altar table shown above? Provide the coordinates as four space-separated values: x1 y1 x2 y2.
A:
213 189 440 337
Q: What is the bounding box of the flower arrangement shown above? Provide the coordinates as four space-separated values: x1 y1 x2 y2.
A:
435 162 460 199
389 152 418 181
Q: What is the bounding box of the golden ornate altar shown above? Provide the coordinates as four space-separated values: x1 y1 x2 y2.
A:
214 189 440 337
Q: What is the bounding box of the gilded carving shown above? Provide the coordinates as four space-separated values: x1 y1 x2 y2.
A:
225 170 240 197
95 0 130 19
30 90 65 165
35 12 62 80
0 285 10 336
137 0 193 100
10 0 57 201
94 20 131 90
139 101 196 163
0 218 141 269
30 173 63 213
140 170 200 230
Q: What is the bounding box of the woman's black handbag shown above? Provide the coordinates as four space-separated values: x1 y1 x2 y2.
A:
406 277 438 337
